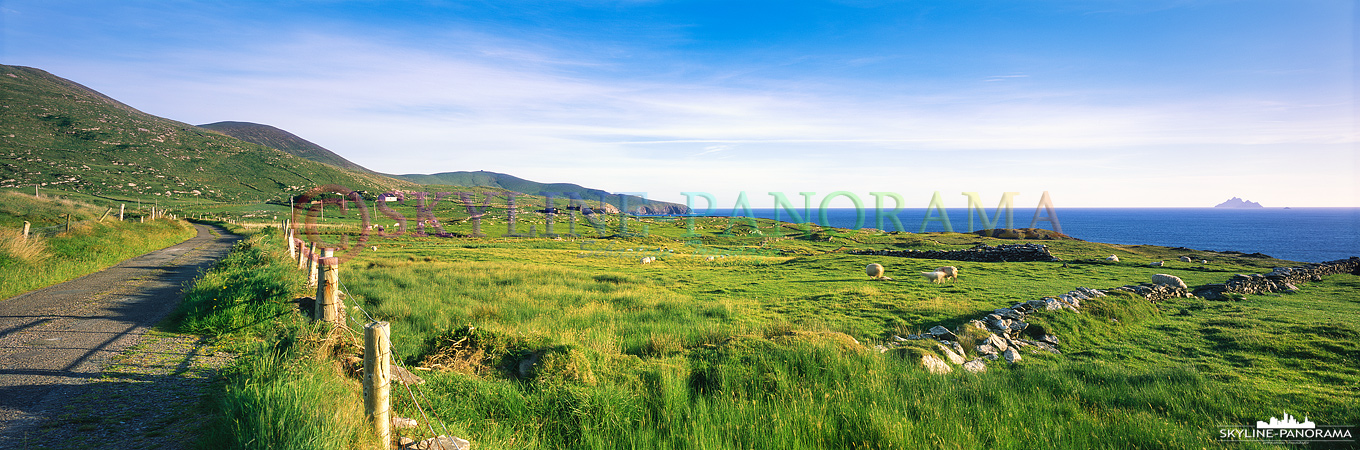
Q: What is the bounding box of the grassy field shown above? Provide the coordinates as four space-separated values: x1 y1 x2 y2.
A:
0 191 196 300
166 197 1358 449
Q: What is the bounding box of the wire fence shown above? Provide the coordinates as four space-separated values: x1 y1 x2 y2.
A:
304 236 464 450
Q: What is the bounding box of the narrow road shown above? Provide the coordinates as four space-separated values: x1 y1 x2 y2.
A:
0 223 240 445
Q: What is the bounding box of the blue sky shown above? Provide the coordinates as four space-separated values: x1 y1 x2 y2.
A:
2 0 1355 207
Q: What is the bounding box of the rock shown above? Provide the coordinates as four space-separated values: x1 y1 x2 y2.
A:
1151 274 1188 289
1033 341 1061 354
891 335 907 342
936 343 966 365
392 364 426 385
928 325 957 341
921 353 953 375
392 417 418 429
985 334 1010 353
874 344 889 353
403 435 472 450
1039 334 1060 346
1179 256 1192 262
951 341 966 357
962 359 987 373
994 308 1024 320
982 353 999 361
1003 348 1022 364
976 343 999 355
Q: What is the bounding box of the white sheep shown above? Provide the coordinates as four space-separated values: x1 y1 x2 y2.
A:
934 266 959 281
1179 256 1193 263
920 271 947 284
1105 255 1120 262
866 263 885 279
1201 259 1208 264
1151 273 1188 289
1149 261 1164 267
640 256 655 264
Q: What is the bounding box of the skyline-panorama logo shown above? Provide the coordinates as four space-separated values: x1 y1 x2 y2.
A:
1219 411 1355 445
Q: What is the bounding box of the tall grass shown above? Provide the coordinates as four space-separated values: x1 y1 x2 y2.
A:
0 218 195 300
170 228 378 450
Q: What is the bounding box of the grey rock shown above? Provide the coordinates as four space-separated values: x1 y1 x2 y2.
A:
928 325 957 341
962 359 987 373
921 353 953 375
1003 348 1022 364
936 343 966 365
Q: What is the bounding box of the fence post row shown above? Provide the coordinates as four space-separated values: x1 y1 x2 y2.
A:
364 321 393 445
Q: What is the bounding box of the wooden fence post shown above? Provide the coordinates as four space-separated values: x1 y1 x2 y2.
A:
119 204 124 221
298 241 311 271
22 221 30 240
316 250 340 324
286 230 296 260
307 243 320 288
364 321 392 446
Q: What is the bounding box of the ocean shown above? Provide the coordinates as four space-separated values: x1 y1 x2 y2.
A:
709 207 1360 263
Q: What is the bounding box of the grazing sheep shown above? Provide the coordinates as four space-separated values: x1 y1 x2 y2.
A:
920 271 947 283
865 263 885 279
934 266 959 281
1151 273 1188 289
1201 259 1208 264
1105 255 1120 262
1149 261 1164 267
1179 256 1193 263
640 256 655 264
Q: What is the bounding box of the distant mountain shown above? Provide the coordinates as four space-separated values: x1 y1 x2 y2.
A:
391 170 691 215
1215 197 1264 208
0 65 415 202
198 121 370 173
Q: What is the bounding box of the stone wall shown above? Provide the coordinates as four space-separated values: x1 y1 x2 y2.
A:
880 256 1359 375
1192 257 1360 299
851 243 1058 263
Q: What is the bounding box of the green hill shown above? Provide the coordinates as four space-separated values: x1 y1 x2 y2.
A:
391 170 691 214
0 65 415 203
197 121 371 173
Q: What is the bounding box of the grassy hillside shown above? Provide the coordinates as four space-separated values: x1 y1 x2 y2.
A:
0 65 416 203
198 121 372 173
391 170 691 214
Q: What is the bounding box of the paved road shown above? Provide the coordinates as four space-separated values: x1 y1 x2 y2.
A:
0 223 240 445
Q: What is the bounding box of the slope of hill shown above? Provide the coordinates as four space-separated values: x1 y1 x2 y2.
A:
197 121 370 173
0 65 415 203
392 170 690 214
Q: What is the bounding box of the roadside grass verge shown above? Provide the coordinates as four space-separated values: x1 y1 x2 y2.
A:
0 216 195 300
166 228 378 450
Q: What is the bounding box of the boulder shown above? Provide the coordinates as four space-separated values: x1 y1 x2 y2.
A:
936 343 966 365
921 353 953 375
962 359 987 374
403 435 472 450
1003 348 1022 364
928 325 957 341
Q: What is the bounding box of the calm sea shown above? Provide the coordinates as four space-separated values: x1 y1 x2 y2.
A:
704 208 1360 263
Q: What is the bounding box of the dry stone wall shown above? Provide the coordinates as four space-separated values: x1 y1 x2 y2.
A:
880 256 1359 374
851 243 1059 263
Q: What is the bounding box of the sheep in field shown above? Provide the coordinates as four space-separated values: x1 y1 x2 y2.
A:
1149 261 1164 267
920 271 947 283
865 263 885 279
1151 273 1188 289
1179 256 1193 263
934 266 959 281
1105 255 1120 262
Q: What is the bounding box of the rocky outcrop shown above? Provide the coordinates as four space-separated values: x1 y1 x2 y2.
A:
1193 257 1360 299
850 243 1058 263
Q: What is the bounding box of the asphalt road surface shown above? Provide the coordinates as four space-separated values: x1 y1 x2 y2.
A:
0 223 240 445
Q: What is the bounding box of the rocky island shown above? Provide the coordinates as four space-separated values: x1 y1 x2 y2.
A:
1215 197 1264 208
